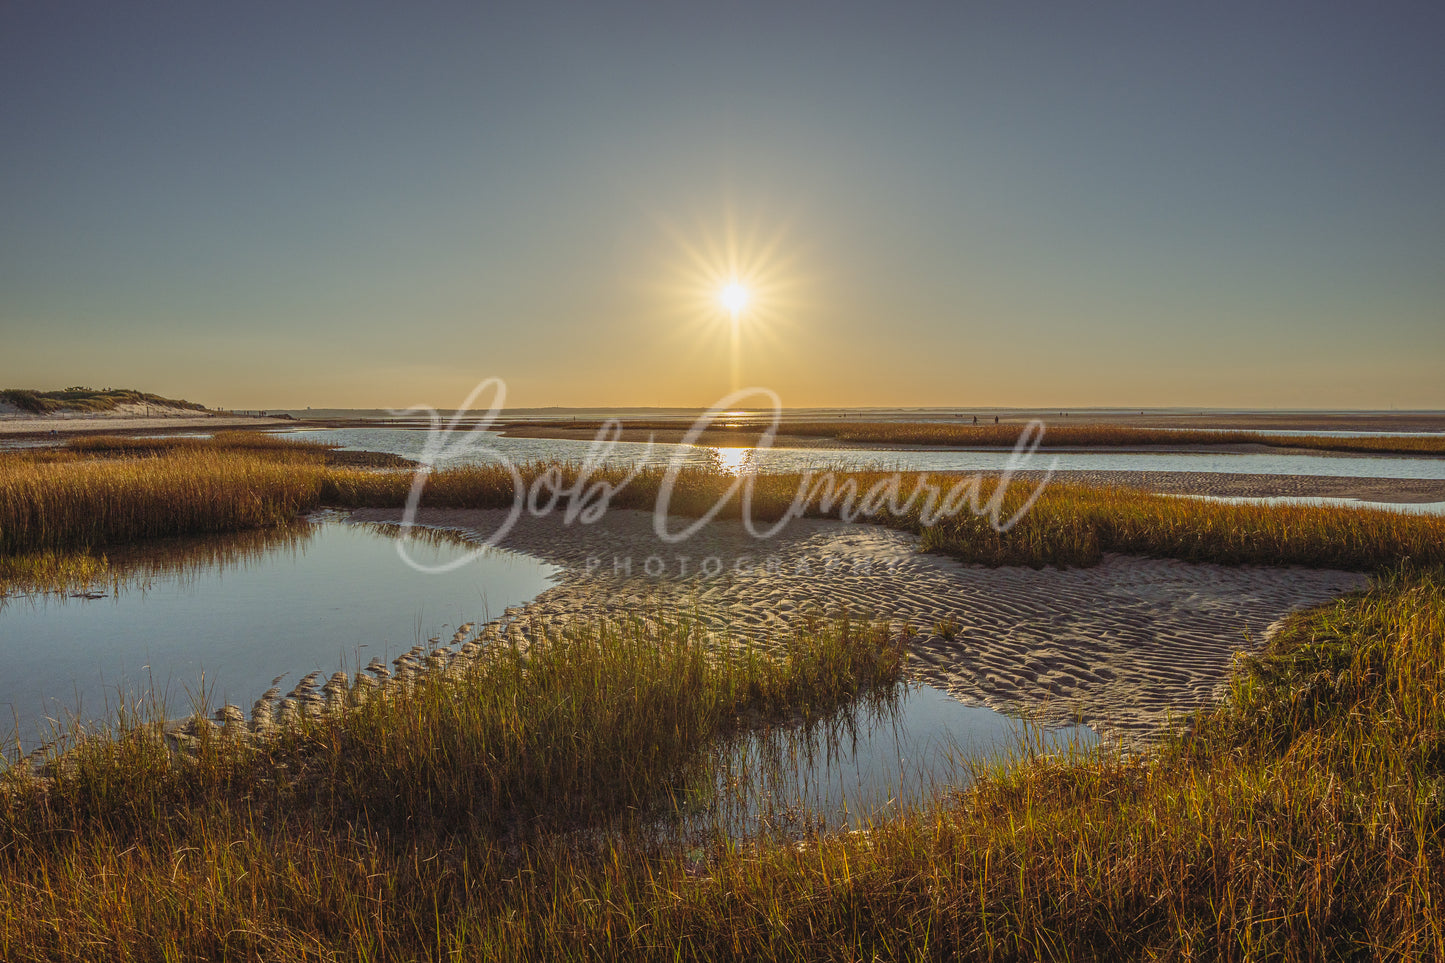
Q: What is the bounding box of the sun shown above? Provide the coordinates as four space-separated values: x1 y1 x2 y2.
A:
719 281 749 315
649 205 811 394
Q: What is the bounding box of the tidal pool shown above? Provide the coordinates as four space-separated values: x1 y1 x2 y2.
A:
711 684 1097 835
0 518 559 747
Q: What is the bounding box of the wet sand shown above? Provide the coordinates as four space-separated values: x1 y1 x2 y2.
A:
347 507 1367 742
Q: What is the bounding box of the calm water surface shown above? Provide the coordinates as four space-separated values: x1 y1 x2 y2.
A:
1171 494 1445 515
0 519 559 746
281 426 1445 480
720 684 1096 832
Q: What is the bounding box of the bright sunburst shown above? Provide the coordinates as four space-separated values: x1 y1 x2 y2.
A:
719 281 749 315
648 204 812 395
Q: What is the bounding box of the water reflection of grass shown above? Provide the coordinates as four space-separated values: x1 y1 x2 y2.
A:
0 523 315 605
712 686 1097 843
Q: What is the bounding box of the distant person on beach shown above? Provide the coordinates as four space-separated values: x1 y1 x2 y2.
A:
972 415 977 424
994 416 999 424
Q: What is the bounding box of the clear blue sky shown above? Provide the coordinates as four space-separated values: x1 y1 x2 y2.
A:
2 1 1442 409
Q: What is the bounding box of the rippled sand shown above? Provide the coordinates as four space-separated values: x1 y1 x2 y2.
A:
348 507 1367 741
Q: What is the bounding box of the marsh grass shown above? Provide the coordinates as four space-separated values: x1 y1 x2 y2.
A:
63 431 329 456
0 449 323 555
786 420 1445 455
917 482 1445 570
409 570 1445 960
3 435 1444 957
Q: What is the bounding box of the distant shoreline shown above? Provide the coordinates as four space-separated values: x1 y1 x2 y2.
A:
269 409 1445 433
0 414 293 437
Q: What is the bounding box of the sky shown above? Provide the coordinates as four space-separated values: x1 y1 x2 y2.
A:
2 1 1442 410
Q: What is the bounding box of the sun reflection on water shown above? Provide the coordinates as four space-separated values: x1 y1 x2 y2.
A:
711 446 754 474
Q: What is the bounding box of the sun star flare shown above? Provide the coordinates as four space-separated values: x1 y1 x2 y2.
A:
719 281 749 316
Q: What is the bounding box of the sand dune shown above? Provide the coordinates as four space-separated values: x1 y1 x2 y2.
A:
347 507 1367 741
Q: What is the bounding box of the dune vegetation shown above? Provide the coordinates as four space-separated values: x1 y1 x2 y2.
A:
0 386 207 415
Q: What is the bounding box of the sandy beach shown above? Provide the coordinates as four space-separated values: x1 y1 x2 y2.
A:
347 507 1367 741
0 416 293 437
